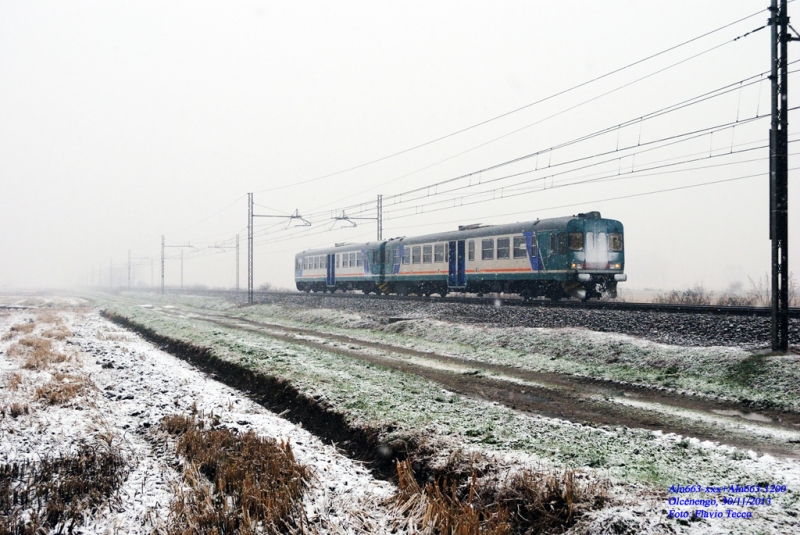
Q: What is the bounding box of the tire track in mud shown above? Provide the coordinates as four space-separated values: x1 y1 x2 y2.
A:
163 308 800 458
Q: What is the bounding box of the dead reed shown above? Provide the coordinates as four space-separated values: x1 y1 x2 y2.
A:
495 468 608 533
161 414 311 534
35 373 93 405
393 460 607 535
394 459 512 535
0 443 128 535
36 311 61 324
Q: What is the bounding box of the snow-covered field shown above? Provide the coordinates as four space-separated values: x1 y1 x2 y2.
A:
0 306 405 533
3 293 800 534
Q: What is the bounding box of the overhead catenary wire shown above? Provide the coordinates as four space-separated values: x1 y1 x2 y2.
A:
251 7 767 196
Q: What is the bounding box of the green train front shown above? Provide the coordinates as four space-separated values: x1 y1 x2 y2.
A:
294 211 625 300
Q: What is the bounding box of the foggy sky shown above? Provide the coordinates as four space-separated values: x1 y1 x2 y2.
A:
1 1 797 294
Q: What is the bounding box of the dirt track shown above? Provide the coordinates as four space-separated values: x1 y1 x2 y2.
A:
158 307 800 459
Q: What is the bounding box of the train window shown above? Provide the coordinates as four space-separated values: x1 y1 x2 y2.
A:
569 232 584 251
558 233 567 255
513 237 527 259
402 247 410 264
609 233 623 251
468 240 475 261
481 238 494 260
423 245 432 263
434 243 445 263
497 237 510 259
356 252 362 267
412 246 421 264
550 234 557 254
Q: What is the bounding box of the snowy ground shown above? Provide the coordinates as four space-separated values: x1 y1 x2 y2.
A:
4 293 800 534
0 307 404 533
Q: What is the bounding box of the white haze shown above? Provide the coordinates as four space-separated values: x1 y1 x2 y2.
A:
0 0 797 294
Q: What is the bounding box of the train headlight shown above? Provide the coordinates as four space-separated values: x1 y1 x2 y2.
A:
613 263 621 269
571 262 577 269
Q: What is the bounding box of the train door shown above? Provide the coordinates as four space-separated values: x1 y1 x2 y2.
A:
326 254 335 287
448 240 466 288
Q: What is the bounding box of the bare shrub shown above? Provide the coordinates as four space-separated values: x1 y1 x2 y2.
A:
748 272 799 307
0 444 128 534
394 459 512 535
35 373 92 405
161 414 311 534
653 284 712 305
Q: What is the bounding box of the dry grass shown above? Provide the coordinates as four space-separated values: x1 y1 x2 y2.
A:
393 459 512 535
0 444 128 534
161 414 311 534
36 311 61 324
495 468 608 533
41 326 72 341
392 460 608 535
35 373 93 405
5 373 23 390
6 336 69 369
1 403 29 419
1 323 35 340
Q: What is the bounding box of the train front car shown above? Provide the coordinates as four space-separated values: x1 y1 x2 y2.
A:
560 211 625 300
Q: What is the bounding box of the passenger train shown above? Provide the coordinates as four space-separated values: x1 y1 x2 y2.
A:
294 211 626 300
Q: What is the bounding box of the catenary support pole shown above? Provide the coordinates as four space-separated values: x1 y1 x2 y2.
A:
377 194 383 240
770 0 791 351
161 235 165 295
248 193 254 304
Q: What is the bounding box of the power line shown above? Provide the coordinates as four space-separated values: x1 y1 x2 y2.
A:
251 7 767 195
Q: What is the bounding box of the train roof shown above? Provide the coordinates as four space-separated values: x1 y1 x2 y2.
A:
295 212 621 256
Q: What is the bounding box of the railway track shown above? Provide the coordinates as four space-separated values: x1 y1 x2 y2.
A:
146 288 800 318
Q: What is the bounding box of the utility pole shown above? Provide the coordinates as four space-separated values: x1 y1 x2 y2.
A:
236 234 240 292
377 194 383 240
246 193 310 304
770 0 794 351
161 238 194 295
161 235 165 295
248 193 253 304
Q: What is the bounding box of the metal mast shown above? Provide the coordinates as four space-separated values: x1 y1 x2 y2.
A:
377 194 383 240
770 0 792 351
248 193 254 304
161 235 165 295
